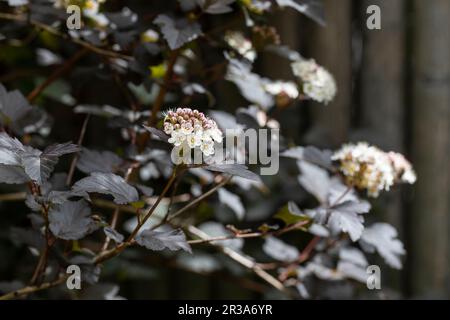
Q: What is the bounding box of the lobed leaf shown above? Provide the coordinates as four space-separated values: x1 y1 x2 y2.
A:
263 236 299 262
72 172 139 204
103 227 124 244
359 223 405 269
76 148 123 174
327 200 370 242
203 163 261 182
135 227 192 253
154 14 202 50
21 142 79 184
297 160 330 204
217 188 245 220
0 84 32 125
48 200 97 240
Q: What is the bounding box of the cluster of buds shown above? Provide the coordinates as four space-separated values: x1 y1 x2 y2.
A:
163 108 223 156
224 31 257 62
332 142 416 198
291 59 337 105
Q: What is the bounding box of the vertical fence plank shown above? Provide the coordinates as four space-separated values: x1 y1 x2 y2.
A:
360 0 405 161
359 0 406 294
259 10 304 140
308 0 352 147
260 10 301 78
410 0 450 298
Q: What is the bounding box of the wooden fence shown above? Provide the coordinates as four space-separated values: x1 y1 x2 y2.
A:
266 0 450 298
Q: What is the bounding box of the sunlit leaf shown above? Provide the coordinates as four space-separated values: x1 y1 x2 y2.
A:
263 236 299 262
297 160 330 203
135 227 192 253
327 200 370 242
359 223 405 269
218 188 245 220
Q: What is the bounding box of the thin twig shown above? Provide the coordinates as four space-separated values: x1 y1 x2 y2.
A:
127 169 178 241
187 225 294 297
29 244 49 285
100 167 134 252
298 236 321 263
273 220 310 236
187 232 263 244
29 200 53 285
0 276 67 300
162 166 187 224
0 192 27 201
66 115 90 186
100 207 121 252
91 194 190 215
149 49 180 126
0 68 45 83
94 169 178 264
137 49 181 151
167 176 232 222
288 186 354 267
27 48 89 103
0 13 132 60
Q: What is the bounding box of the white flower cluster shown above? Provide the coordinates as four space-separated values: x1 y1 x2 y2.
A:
164 108 223 156
264 81 299 99
332 142 416 198
224 31 256 62
387 151 417 184
291 59 337 105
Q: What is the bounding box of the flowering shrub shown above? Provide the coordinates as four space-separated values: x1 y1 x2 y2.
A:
164 108 223 156
332 142 416 197
0 0 415 300
291 59 337 104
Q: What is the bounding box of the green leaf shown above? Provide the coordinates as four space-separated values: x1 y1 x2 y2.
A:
149 63 167 79
274 202 311 226
131 201 145 209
